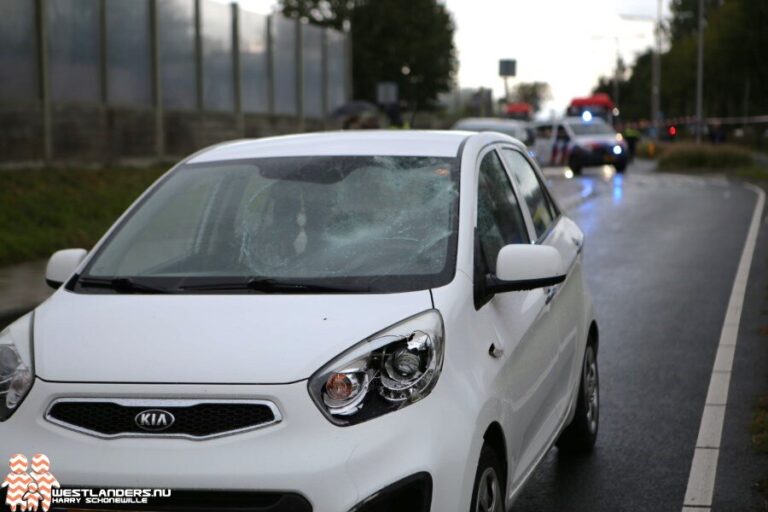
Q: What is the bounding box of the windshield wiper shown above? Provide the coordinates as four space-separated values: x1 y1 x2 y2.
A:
179 277 371 294
76 276 171 294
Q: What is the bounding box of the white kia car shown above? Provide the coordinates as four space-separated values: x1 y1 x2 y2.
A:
0 131 598 512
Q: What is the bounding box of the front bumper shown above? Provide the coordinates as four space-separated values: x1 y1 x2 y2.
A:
572 146 627 167
0 379 473 512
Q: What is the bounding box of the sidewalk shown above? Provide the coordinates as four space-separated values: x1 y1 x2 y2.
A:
0 259 51 328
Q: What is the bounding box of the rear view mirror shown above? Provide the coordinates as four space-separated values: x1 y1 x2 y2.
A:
487 244 565 294
46 249 87 289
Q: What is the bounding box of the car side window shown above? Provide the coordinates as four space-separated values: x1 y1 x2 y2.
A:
535 124 552 139
476 150 529 274
502 149 558 239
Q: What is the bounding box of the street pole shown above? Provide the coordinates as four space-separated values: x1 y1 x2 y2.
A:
651 0 662 141
611 37 620 111
695 0 705 143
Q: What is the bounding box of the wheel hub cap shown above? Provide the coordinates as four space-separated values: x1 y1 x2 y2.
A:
476 467 501 512
584 348 599 433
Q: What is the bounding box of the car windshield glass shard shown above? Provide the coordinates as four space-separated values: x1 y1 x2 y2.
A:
80 156 459 293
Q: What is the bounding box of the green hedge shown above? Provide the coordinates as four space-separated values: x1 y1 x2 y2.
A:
0 166 167 267
658 143 755 171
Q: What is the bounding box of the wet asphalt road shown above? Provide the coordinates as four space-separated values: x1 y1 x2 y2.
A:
514 166 766 511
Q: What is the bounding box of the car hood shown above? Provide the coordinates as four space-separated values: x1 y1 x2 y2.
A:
33 290 432 384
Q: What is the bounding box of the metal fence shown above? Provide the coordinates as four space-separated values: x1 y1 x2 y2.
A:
0 0 351 162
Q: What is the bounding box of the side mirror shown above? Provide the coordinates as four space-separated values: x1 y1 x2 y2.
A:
46 249 87 289
486 244 565 294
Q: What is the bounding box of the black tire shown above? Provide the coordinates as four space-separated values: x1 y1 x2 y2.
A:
614 162 627 173
470 444 506 512
568 156 583 175
557 342 599 454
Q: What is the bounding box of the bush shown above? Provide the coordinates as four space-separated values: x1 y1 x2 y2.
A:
636 140 664 159
0 166 167 266
658 143 755 171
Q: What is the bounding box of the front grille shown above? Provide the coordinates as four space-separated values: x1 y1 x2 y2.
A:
46 399 281 439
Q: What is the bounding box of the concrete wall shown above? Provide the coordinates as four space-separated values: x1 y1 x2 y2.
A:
0 0 351 167
0 105 337 165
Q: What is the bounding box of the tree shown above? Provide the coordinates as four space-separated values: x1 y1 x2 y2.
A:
593 0 768 122
668 0 721 42
280 0 457 110
511 82 551 114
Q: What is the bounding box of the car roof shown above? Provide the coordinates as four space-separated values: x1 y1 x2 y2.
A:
188 131 474 163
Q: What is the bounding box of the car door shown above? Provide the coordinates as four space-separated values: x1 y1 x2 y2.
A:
533 123 554 165
500 147 585 418
471 148 562 485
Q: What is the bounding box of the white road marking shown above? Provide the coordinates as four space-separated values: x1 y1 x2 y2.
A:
704 372 730 406
712 346 735 373
685 448 720 507
682 184 766 511
695 406 725 448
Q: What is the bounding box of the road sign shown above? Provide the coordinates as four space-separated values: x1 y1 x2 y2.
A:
499 59 517 77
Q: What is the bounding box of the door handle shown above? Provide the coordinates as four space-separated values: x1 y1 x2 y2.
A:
545 286 557 305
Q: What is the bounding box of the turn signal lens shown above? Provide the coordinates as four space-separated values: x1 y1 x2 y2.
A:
326 373 355 401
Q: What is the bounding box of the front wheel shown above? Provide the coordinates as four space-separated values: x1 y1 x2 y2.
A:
470 444 506 512
568 156 583 175
556 343 599 454
614 162 627 173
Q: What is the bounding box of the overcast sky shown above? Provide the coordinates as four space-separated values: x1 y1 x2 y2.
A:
222 0 671 114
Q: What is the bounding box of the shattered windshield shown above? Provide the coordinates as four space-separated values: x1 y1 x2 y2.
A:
78 155 460 293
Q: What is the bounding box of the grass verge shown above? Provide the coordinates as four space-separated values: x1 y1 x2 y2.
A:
0 166 167 267
658 143 755 171
752 395 768 453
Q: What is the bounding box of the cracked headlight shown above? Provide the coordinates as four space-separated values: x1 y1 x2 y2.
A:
309 310 444 426
0 322 34 421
